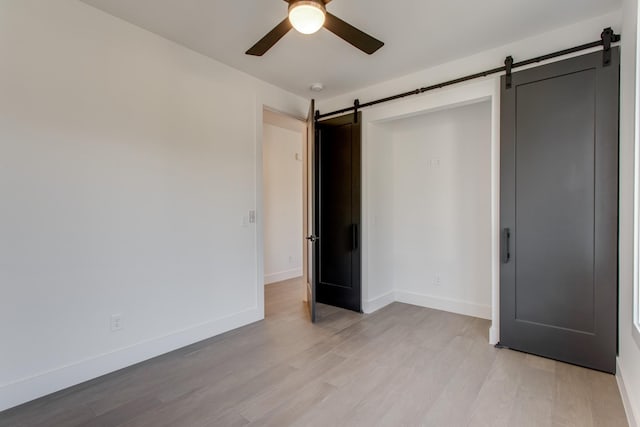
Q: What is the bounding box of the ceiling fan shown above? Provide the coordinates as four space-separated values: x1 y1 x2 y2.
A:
246 0 384 56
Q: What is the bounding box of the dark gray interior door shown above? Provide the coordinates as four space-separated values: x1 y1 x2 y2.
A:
500 48 619 373
315 113 362 313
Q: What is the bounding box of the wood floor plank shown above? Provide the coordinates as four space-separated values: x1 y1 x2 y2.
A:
246 381 336 426
363 335 477 426
507 360 556 427
466 348 527 427
420 338 498 426
76 395 163 427
552 362 595 427
588 367 629 427
0 394 95 427
290 361 399 427
238 351 346 422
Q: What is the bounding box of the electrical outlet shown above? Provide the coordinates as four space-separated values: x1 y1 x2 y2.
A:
111 314 123 332
249 210 256 224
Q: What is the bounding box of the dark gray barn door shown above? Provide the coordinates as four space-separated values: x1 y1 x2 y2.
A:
500 48 619 373
315 113 362 313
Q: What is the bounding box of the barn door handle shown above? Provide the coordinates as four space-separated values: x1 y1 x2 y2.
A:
352 224 358 251
503 228 511 263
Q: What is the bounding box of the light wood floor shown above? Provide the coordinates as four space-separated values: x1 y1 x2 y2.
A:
0 278 628 426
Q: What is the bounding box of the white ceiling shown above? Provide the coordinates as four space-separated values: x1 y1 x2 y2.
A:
81 0 621 100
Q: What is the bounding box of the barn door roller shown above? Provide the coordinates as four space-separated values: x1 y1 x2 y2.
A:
601 27 620 66
504 56 514 89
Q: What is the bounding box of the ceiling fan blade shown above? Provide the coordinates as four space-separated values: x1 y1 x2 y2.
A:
246 17 292 56
324 13 384 55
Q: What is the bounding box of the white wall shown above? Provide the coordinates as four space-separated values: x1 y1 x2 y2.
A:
618 0 640 425
385 102 492 319
0 0 307 411
365 124 396 310
263 121 304 284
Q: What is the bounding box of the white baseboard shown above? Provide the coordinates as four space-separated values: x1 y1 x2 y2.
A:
617 358 639 427
264 268 303 285
0 307 262 412
394 290 492 320
488 326 499 345
364 291 395 314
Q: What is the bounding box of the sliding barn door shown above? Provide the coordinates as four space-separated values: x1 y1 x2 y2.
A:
500 48 619 373
315 113 362 313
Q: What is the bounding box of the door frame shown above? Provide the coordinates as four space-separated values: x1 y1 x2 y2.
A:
256 104 309 319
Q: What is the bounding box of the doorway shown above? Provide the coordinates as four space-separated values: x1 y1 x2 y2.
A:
262 109 307 317
357 79 502 341
367 101 493 319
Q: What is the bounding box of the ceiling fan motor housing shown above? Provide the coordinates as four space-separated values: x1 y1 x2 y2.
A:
288 0 327 14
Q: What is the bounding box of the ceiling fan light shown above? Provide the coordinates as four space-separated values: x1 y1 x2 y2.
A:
289 0 326 35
